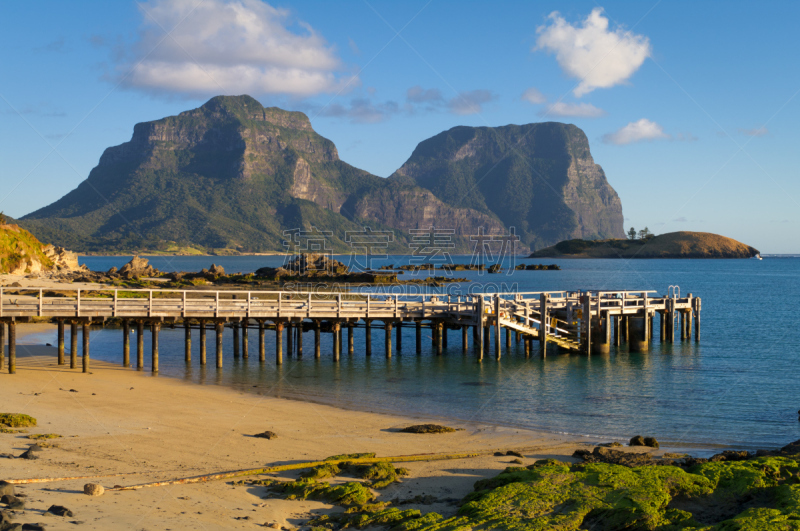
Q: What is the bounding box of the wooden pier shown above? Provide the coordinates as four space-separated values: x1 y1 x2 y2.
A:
0 287 701 374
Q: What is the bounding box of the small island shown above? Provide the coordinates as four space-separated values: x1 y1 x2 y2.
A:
530 231 759 259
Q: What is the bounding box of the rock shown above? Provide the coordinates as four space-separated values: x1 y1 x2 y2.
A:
3 524 22 531
83 483 104 497
493 452 505 457
505 451 524 458
0 509 13 524
574 447 653 468
629 435 646 447
510 458 523 465
117 256 159 279
399 424 458 434
1 495 24 509
106 266 118 275
599 442 623 448
487 264 502 274
45 505 73 517
780 439 800 455
643 437 659 449
254 431 277 440
19 445 43 460
21 524 46 531
208 264 225 276
0 482 13 497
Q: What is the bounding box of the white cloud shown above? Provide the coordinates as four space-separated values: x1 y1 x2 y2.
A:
119 0 354 97
521 87 546 105
535 8 651 97
540 101 606 118
739 126 769 137
602 118 669 145
405 86 495 115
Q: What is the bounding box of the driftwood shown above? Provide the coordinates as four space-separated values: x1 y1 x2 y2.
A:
6 472 139 485
109 451 482 491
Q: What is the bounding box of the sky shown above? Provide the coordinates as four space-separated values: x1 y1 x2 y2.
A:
2 0 800 253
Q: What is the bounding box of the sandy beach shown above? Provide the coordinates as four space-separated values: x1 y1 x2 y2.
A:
0 326 612 530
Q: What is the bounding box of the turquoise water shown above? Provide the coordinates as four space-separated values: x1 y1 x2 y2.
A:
27 255 800 450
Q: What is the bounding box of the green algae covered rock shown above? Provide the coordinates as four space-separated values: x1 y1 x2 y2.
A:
0 414 37 428
408 455 800 530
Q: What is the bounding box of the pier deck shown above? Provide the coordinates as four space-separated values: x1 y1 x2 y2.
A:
0 287 701 374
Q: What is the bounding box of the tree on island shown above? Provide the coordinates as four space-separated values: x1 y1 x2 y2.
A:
627 227 637 240
638 227 653 240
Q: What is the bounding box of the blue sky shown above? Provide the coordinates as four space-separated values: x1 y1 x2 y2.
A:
2 0 799 252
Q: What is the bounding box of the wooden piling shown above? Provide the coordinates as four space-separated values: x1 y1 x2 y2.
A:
242 318 249 358
494 296 501 360
365 319 372 356
233 322 240 358
614 315 621 347
435 322 443 355
396 322 402 351
659 311 666 342
416 321 422 354
82 321 90 373
505 327 511 349
314 321 321 359
582 294 591 355
483 324 490 355
57 320 65 365
515 331 521 343
8 321 16 374
442 324 448 349
384 321 392 358
348 323 354 354
275 321 283 365
216 321 224 368
0 322 4 372
70 321 79 369
333 322 341 361
462 325 468 352
694 298 701 342
680 311 686 341
122 320 130 367
540 293 549 357
151 322 159 373
199 320 207 365
295 322 301 357
257 320 265 362
184 321 191 364
622 315 629 343
136 321 144 370
629 315 649 352
524 336 531 357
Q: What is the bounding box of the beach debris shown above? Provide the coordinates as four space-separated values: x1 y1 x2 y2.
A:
0 428 28 434
45 505 73 517
505 450 524 458
629 435 659 448
27 434 61 441
399 424 459 434
2 472 137 486
0 414 37 428
0 481 13 497
254 431 277 440
19 445 43 460
83 483 104 497
1 494 24 509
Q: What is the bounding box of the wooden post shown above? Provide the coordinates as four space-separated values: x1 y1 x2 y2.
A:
415 321 422 354
694 298 701 342
8 321 16 374
57 319 65 365
313 321 321 359
242 318 249 359
338 326 343 354
623 315 629 343
462 325 468 352
667 299 675 343
539 293 549 357
184 320 191 364
441 323 447 349
286 322 293 358
295 321 301 357
524 336 531 357
659 311 666 342
629 315 649 352
582 294 591 355
258 320 265 362
494 296 501 360
505 327 511 349
233 322 240 358
515 331 521 343
396 322 402 351
477 297 484 361
680 311 686 340
365 319 372 356
614 315 621 347
384 321 392 358
333 322 340 361
136 321 144 370
0 322 4 372
276 321 284 365
216 321 224 368
82 321 90 373
605 314 612 345
71 321 79 369
122 320 130 367
199 320 207 365
151 322 159 373
348 323 354 354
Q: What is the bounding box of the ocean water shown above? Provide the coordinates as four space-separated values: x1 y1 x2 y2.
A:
26 255 800 451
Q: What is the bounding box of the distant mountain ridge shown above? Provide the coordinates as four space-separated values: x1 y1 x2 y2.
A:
20 95 624 254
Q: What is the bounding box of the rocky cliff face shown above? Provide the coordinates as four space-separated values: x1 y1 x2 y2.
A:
391 123 624 249
0 224 80 275
20 96 624 254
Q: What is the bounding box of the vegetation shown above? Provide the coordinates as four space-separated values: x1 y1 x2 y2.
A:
28 433 62 440
400 424 460 434
0 413 37 428
0 224 53 274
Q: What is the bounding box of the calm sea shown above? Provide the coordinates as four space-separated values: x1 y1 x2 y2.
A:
26 255 800 451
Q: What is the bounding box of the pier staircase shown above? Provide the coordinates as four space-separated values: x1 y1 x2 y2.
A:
498 314 581 352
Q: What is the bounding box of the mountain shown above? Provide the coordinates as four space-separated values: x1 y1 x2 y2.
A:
19 95 623 254
530 232 759 258
390 123 625 250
